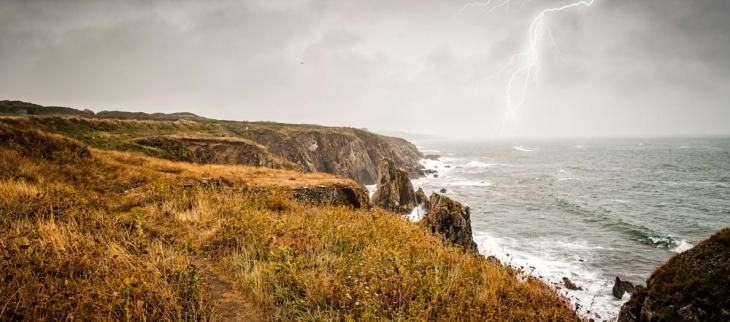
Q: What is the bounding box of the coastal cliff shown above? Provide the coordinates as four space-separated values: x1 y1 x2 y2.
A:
135 136 300 170
226 123 424 185
0 117 581 321
618 228 730 322
0 100 423 185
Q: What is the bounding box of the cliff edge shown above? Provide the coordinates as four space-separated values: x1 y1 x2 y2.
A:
618 228 730 322
0 100 423 185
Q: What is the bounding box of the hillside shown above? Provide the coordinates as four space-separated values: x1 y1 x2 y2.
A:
0 119 581 321
618 228 730 322
0 101 423 185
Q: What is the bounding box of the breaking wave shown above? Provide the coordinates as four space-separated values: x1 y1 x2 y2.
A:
513 146 535 152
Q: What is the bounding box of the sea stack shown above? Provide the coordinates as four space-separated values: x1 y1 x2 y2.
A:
422 193 478 251
415 187 430 211
372 158 417 213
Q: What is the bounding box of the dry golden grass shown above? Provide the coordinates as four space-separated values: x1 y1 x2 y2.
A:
0 122 581 321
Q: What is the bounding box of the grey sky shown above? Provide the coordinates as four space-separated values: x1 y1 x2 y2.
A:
1 0 728 138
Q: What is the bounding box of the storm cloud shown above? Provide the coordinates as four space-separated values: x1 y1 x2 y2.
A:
1 0 728 138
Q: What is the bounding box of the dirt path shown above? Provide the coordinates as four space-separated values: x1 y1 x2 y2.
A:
198 259 267 321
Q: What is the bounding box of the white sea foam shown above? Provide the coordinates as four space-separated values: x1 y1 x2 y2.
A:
442 180 492 187
365 184 376 198
464 160 495 169
671 239 693 253
406 204 427 221
513 146 535 152
474 233 623 321
418 148 440 154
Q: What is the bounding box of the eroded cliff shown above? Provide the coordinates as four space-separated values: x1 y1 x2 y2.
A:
0 101 424 185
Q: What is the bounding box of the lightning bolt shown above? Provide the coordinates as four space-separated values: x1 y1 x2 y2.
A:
464 0 596 136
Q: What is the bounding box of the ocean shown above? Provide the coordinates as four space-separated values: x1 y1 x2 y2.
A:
375 137 730 321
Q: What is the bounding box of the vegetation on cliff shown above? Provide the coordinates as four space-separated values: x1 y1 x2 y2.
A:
618 228 730 322
0 122 581 321
0 101 423 185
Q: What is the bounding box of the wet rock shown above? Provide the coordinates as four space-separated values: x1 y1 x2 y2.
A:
612 277 636 299
440 188 447 193
617 228 730 322
422 193 477 251
562 277 581 290
372 158 417 213
415 187 429 211
433 174 439 178
424 154 441 160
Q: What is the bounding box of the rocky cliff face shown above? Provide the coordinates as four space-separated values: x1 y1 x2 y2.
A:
372 158 417 213
291 184 370 209
135 136 300 170
617 228 730 322
422 193 478 251
230 125 423 185
0 102 425 186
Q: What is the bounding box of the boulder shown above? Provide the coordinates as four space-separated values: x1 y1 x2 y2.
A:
617 228 730 322
440 188 447 193
372 158 417 213
612 277 636 299
562 277 581 290
422 193 477 251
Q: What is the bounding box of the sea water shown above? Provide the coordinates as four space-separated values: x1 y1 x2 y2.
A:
375 137 730 321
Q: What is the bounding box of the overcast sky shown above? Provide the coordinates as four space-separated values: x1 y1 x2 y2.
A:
1 0 729 138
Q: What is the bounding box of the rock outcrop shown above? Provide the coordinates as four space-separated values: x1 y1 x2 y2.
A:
617 228 730 322
372 158 417 213
235 126 423 185
0 101 424 186
422 193 478 251
415 187 429 210
291 184 369 209
612 277 636 299
562 277 581 291
136 136 300 170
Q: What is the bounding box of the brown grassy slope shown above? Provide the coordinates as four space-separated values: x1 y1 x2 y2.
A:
0 124 580 321
0 114 423 185
621 228 730 322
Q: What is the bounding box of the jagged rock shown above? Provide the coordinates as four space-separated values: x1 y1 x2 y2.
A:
562 277 581 290
372 158 417 213
617 228 730 322
291 184 369 209
415 187 429 211
422 193 477 251
612 277 636 299
238 127 423 185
